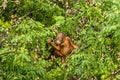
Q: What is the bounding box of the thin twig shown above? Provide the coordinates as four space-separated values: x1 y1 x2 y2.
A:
10 12 31 28
104 65 120 80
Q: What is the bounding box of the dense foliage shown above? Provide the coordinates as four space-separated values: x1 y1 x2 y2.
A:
0 0 120 80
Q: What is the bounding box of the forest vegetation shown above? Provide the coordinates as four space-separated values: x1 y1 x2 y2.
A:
0 0 120 80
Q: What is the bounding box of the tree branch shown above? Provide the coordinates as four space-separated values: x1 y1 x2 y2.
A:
104 65 120 80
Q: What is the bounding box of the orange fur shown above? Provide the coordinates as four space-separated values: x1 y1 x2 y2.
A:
47 33 78 63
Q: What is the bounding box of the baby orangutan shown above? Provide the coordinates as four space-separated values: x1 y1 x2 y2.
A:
47 33 78 63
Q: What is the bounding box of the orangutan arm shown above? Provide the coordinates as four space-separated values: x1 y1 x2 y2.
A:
50 42 61 50
67 37 79 49
47 38 61 50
